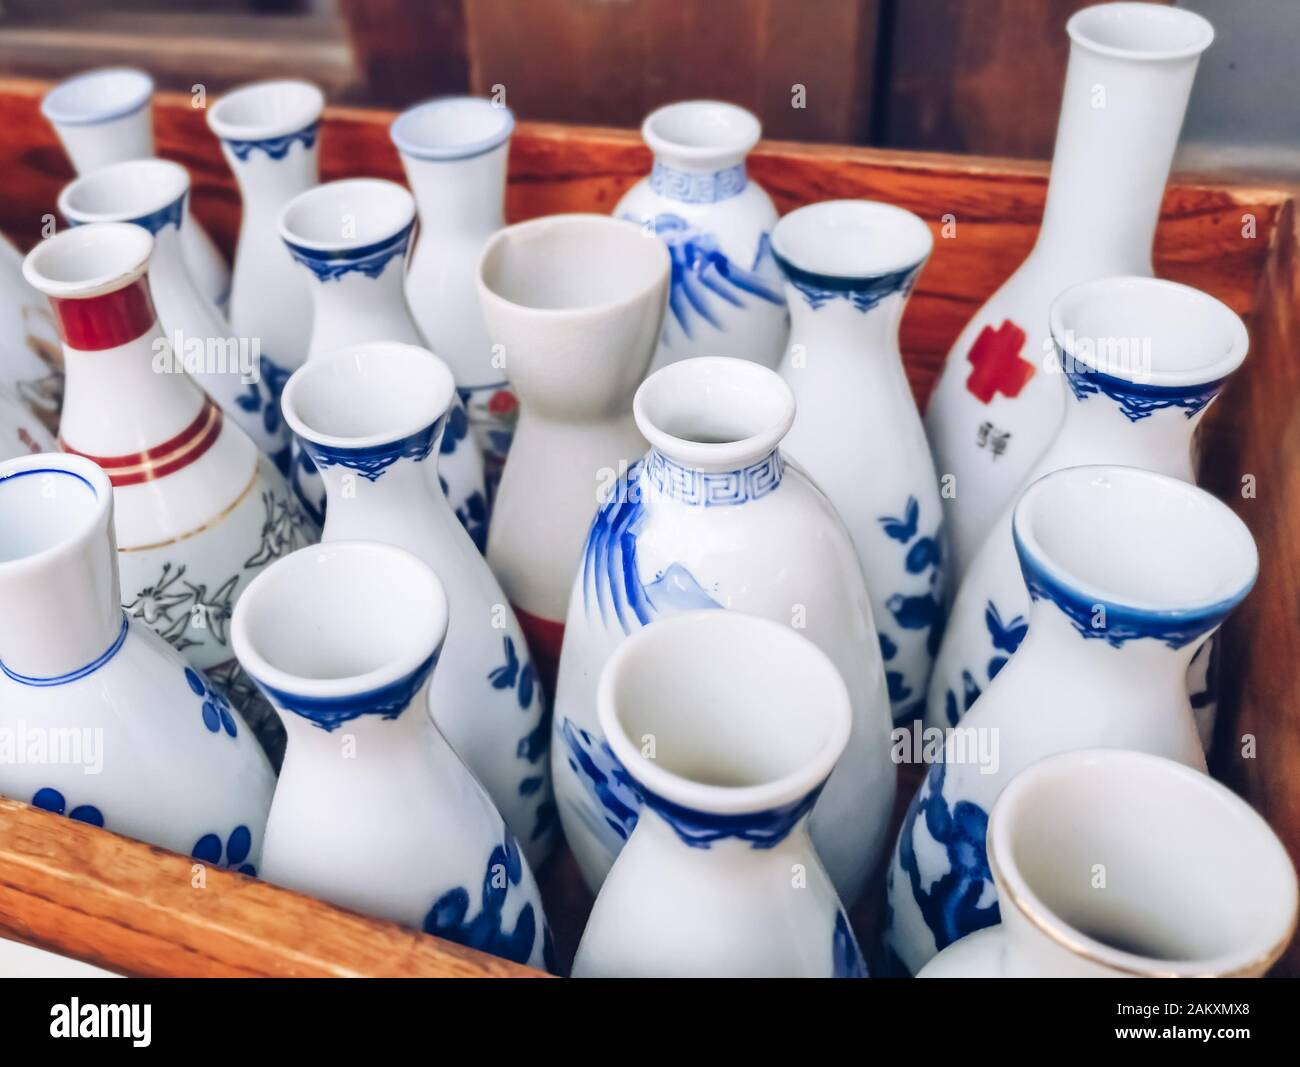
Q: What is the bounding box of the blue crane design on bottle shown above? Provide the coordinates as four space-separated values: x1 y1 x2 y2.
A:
632 214 784 348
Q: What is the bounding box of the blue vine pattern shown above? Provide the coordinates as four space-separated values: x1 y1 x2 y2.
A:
31 787 103 828
633 213 784 342
895 760 998 967
222 122 319 163
1061 351 1225 423
487 635 555 844
833 910 869 978
772 251 923 315
422 832 542 967
649 160 746 203
580 460 722 635
185 666 238 738
299 417 440 482
284 220 414 283
192 825 256 876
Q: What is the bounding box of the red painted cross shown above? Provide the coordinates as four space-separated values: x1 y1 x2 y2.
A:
965 319 1034 404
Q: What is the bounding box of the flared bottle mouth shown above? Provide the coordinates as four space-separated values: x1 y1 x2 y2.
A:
642 100 761 169
59 159 189 231
22 222 154 299
1012 465 1257 646
281 341 455 456
990 748 1297 977
1067 3 1214 63
0 452 112 569
634 356 794 472
390 96 515 161
41 67 153 127
478 213 668 316
207 78 324 141
597 610 851 819
231 541 448 720
772 199 932 282
279 178 415 253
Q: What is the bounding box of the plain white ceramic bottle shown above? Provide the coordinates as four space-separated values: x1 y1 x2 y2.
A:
207 79 323 417
572 611 867 978
923 3 1214 579
22 223 317 758
553 356 896 907
925 277 1248 750
918 749 1298 978
231 540 552 971
279 178 488 546
883 464 1258 976
0 452 274 866
40 67 231 311
615 100 787 373
477 214 669 689
391 96 518 492
773 200 945 722
280 341 555 865
58 159 290 471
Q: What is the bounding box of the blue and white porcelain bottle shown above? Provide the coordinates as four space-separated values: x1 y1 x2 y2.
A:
58 159 289 470
279 178 488 547
615 100 787 373
280 341 555 865
573 611 866 978
392 97 517 494
772 200 945 723
924 277 1248 750
208 79 323 421
884 464 1258 976
42 67 232 312
552 356 896 907
232 540 551 970
0 452 274 865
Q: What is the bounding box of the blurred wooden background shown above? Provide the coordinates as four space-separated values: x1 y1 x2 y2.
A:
0 0 1135 159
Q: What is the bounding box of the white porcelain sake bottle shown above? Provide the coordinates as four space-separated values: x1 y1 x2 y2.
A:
553 356 896 907
41 67 231 311
0 452 274 865
477 214 669 690
392 96 518 493
773 200 945 722
917 749 1297 979
58 159 290 471
0 232 61 438
280 341 555 865
22 223 317 758
615 100 787 373
883 464 1258 976
207 78 322 433
232 540 552 971
925 277 1248 752
279 178 487 547
572 611 867 978
923 4 1214 579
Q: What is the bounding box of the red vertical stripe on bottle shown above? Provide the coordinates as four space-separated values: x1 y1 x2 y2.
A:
48 278 157 351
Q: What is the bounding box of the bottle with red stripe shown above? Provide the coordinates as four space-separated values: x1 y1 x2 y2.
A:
23 222 319 764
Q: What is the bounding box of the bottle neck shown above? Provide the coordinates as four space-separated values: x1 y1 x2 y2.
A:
403 145 507 237
293 236 424 354
641 446 786 506
785 283 909 351
1033 43 1200 272
648 155 749 204
222 130 320 213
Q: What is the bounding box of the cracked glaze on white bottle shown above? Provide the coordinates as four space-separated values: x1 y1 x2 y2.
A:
573 611 867 978
918 749 1297 978
923 4 1214 579
392 97 518 491
281 342 555 866
0 452 273 868
553 356 896 907
58 159 290 472
232 540 551 971
884 465 1258 976
615 100 788 373
773 200 946 723
279 178 488 549
925 277 1247 751
41 67 231 312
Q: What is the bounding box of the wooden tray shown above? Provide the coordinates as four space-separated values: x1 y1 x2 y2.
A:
0 77 1296 977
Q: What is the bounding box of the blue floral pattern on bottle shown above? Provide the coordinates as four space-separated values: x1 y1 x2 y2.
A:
895 760 998 965
487 635 554 844
185 666 238 738
833 910 869 978
235 354 292 475
422 833 541 967
31 787 103 828
943 600 1026 726
192 825 256 876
